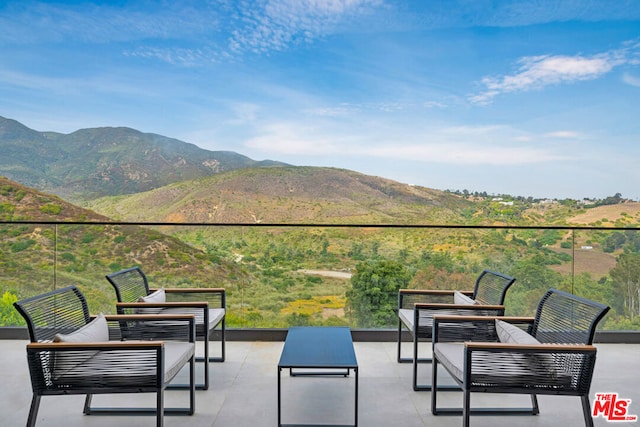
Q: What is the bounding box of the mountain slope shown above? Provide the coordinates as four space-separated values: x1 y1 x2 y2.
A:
0 176 245 310
0 116 286 201
83 166 473 224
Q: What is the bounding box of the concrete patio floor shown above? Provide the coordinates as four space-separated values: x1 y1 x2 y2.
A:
1 339 638 427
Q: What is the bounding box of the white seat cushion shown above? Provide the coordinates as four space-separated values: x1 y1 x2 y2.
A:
163 341 196 383
398 308 414 331
399 308 436 340
161 307 225 330
52 341 195 386
434 340 568 387
434 342 466 381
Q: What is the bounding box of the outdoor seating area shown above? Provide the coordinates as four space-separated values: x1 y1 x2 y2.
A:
106 266 227 390
431 288 610 427
397 269 516 390
1 338 638 427
12 285 197 427
4 279 637 426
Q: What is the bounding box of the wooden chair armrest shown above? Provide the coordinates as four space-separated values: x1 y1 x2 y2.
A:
103 313 197 321
399 289 472 296
27 341 165 350
116 301 208 308
151 287 225 294
398 289 473 309
415 303 504 311
148 288 226 308
433 315 534 323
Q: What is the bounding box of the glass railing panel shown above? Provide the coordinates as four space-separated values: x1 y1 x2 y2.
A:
571 229 640 331
0 223 57 326
0 222 638 332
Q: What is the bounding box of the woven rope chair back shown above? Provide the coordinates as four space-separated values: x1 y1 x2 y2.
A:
106 266 151 303
531 288 610 345
472 270 516 305
13 285 90 343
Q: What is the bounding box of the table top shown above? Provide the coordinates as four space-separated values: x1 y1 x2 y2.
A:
278 327 358 369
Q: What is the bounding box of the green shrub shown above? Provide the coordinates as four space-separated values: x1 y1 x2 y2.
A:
39 204 63 215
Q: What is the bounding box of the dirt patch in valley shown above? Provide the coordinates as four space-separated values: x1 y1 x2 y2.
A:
549 247 617 278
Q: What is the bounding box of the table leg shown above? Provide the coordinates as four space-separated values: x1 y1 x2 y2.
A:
277 366 281 426
355 367 359 426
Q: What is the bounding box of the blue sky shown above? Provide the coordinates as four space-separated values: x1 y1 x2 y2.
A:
1 1 640 200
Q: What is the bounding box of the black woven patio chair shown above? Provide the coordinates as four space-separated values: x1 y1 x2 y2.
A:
431 288 610 427
13 285 196 427
397 269 516 390
106 266 226 391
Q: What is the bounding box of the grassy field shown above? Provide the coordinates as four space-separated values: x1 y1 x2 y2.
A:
549 246 617 277
567 202 640 225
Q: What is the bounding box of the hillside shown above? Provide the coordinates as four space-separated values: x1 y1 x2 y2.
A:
0 176 246 314
83 166 474 224
566 202 640 225
0 116 286 202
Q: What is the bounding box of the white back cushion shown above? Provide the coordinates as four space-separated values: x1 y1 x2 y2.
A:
137 288 166 314
53 312 109 343
495 319 539 344
454 291 476 305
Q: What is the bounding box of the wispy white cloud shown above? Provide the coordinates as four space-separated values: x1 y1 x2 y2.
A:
543 131 583 139
304 105 360 117
1 1 385 66
229 102 262 124
304 100 440 118
244 121 569 165
367 143 565 165
0 65 178 101
227 0 383 55
623 72 640 87
470 41 640 104
0 2 210 44
245 122 345 155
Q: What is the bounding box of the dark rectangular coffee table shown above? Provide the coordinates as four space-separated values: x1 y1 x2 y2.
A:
277 327 358 426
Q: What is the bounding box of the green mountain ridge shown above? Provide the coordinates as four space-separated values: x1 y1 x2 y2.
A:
0 116 287 202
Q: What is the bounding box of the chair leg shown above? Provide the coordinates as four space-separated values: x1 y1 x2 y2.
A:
463 388 471 427
413 334 422 391
170 344 208 391
397 320 416 363
82 394 93 414
397 320 408 363
26 395 40 427
431 357 439 414
530 394 539 415
217 321 226 362
204 324 225 363
203 331 210 390
157 389 164 427
189 355 196 415
412 333 436 391
397 320 402 362
582 395 594 427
